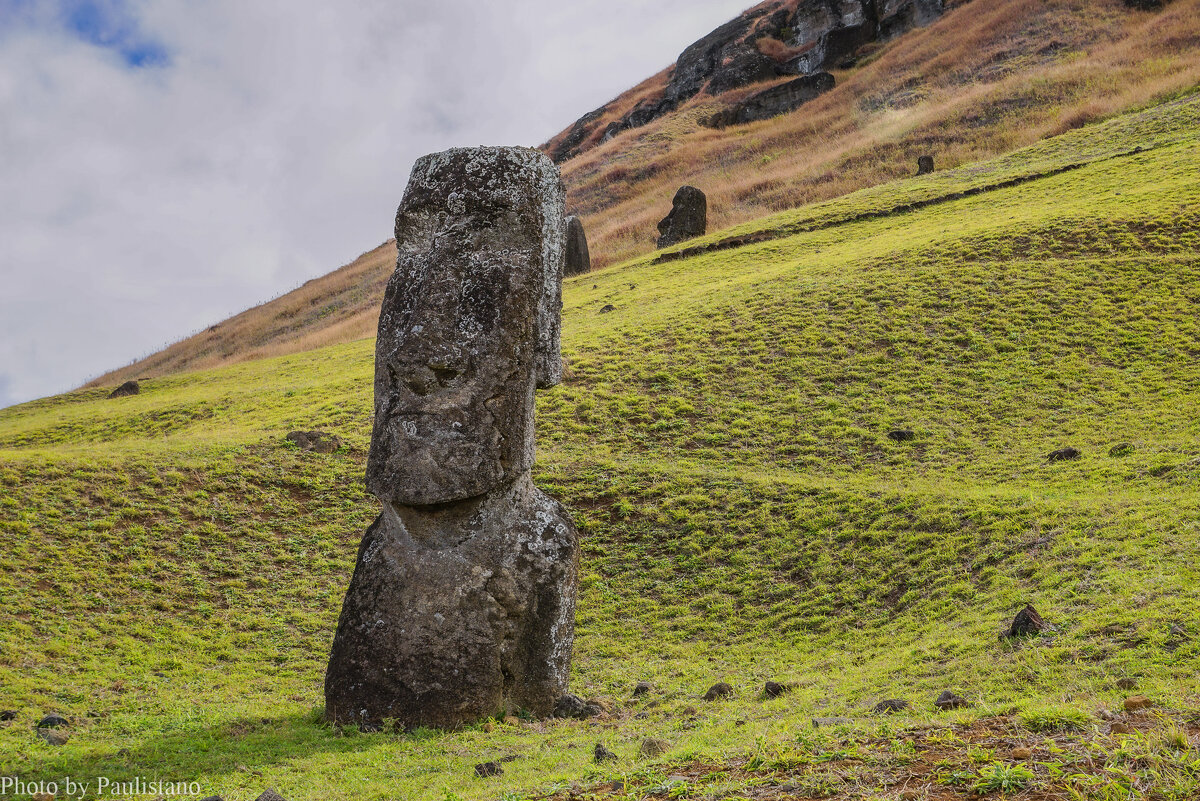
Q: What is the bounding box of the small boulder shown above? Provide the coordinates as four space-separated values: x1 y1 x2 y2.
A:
640 737 670 757
474 761 503 778
656 186 706 248
1110 721 1135 734
1109 442 1135 457
1115 677 1138 690
107 380 139 399
1048 446 1081 462
284 431 342 454
599 304 615 313
873 699 909 715
1123 695 1153 711
887 429 916 442
702 682 733 701
934 690 969 710
916 155 935 175
554 693 601 719
0 710 16 722
564 216 591 276
764 681 789 698
594 742 618 762
255 791 289 801
36 712 69 729
1007 604 1045 637
632 681 653 697
1011 746 1033 759
37 728 69 746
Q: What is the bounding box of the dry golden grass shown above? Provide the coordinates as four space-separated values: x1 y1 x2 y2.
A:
92 0 1200 385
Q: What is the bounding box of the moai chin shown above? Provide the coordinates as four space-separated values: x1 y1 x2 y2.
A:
324 146 579 729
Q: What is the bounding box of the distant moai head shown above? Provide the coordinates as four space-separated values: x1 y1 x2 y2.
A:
367 147 566 507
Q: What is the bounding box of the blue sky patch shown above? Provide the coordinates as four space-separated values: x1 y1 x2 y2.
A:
60 0 169 68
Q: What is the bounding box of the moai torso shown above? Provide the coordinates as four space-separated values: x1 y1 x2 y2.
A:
325 147 578 729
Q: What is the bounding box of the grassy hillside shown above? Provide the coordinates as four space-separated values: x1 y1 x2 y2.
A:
89 0 1200 389
2 93 1200 800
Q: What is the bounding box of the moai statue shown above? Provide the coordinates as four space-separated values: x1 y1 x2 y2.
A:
916 155 935 175
324 147 579 729
564 215 591 276
656 185 706 248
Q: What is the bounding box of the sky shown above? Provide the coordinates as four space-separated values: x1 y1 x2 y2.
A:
0 0 752 409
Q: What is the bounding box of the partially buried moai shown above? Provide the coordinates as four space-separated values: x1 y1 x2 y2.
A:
324 147 579 729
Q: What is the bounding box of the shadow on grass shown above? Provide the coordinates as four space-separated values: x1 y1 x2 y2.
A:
19 709 439 786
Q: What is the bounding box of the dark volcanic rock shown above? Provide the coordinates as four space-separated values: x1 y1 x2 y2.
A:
917 155 935 175
0 710 16 722
554 693 589 719
632 681 653 697
254 791 289 801
1008 604 1046 637
934 690 969 710
887 429 916 442
36 712 69 729
1109 442 1135 457
324 147 579 730
703 682 733 701
657 186 707 248
474 761 503 778
594 742 618 762
542 0 945 158
599 304 615 313
1048 446 1082 462
285 431 342 454
107 380 139 399
1123 0 1169 8
37 728 69 746
702 73 835 128
764 680 790 698
564 216 591 276
873 699 909 714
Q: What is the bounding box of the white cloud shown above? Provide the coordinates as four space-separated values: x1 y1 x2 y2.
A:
0 0 751 407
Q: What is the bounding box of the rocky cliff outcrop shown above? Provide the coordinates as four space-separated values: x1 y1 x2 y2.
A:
544 0 944 163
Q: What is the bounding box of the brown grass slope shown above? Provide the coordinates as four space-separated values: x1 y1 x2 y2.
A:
91 0 1200 388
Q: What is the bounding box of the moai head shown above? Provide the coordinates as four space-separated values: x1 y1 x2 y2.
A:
366 147 566 507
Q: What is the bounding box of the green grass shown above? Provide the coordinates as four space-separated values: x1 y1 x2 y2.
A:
2 91 1200 800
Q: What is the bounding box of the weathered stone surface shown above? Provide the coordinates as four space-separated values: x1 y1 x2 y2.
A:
764 680 790 698
702 681 733 701
1008 603 1045 637
917 155 935 175
873 698 909 714
1048 446 1081 462
36 712 69 729
108 380 139 399
657 186 707 248
934 690 969 710
254 790 290 801
36 728 69 746
325 147 579 730
887 429 916 442
564 216 591 276
640 738 671 757
474 761 503 778
542 0 945 159
285 431 342 453
701 73 835 129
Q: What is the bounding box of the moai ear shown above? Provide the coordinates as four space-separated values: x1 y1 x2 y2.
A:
534 176 567 390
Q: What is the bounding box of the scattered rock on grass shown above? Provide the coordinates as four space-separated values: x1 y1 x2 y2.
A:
640 738 670 757
599 304 615 313
255 790 289 801
1116 678 1138 690
1007 604 1045 637
1048 446 1081 462
1109 442 1135 457
764 681 789 698
36 712 69 729
1011 746 1033 759
1123 695 1153 711
887 429 916 442
702 682 733 701
632 681 653 697
474 761 503 778
872 699 909 715
0 710 16 722
107 380 139 399
934 690 969 710
285 430 342 454
812 717 853 727
1110 722 1135 735
199 796 225 801
36 728 69 746
594 743 618 762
